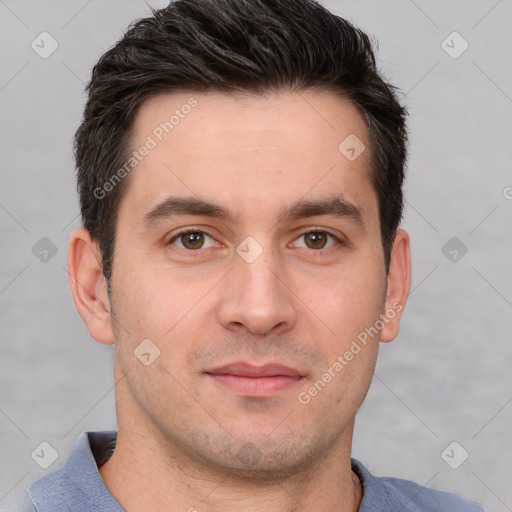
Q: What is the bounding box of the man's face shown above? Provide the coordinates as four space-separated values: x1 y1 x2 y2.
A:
108 90 394 477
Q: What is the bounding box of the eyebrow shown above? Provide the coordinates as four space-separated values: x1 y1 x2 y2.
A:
142 194 366 230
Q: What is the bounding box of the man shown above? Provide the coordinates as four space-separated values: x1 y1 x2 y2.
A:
17 0 484 510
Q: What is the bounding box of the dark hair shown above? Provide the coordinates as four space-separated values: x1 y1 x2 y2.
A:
75 0 408 281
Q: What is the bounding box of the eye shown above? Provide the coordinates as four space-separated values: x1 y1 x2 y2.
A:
294 230 340 250
168 229 217 251
167 228 342 253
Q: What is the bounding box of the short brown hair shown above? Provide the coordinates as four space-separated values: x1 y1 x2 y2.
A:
74 0 408 280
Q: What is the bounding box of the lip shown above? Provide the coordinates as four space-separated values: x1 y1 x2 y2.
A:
207 362 303 378
205 362 304 397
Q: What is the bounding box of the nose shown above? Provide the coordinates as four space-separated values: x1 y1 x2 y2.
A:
216 244 298 337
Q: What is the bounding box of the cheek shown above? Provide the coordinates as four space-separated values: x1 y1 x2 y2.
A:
296 335 378 434
304 259 385 342
111 254 212 339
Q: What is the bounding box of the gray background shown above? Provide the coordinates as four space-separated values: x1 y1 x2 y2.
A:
1 0 511 510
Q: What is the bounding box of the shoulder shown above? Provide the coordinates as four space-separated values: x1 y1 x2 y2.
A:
378 475 485 511
9 431 122 512
352 459 485 512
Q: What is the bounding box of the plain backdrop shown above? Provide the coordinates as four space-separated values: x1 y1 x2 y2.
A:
1 0 511 510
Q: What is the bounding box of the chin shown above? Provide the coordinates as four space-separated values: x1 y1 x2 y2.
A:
186 429 331 482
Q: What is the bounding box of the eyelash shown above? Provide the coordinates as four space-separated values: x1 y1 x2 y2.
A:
167 227 343 254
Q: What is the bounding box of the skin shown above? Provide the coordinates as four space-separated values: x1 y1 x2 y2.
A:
68 90 411 512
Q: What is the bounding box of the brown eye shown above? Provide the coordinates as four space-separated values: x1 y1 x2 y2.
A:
181 231 205 250
168 230 216 251
294 230 340 251
303 232 329 249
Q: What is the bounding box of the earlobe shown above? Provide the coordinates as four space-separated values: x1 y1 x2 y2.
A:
67 228 114 345
380 228 412 343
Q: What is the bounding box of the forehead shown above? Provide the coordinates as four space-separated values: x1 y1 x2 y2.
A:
120 89 376 225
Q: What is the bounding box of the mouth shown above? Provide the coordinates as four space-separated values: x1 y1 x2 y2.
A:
204 362 305 398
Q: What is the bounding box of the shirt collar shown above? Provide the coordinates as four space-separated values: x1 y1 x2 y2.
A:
28 431 123 512
28 430 388 512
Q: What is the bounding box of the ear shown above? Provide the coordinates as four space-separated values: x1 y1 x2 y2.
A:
67 228 114 345
380 228 411 343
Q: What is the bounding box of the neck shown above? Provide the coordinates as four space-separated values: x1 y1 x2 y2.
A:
99 422 362 512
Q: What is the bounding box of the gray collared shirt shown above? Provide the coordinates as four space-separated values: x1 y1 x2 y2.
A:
12 431 484 511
